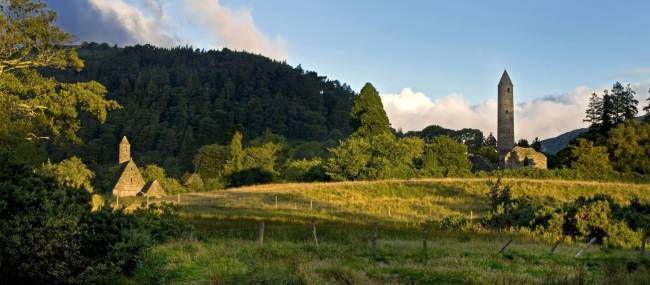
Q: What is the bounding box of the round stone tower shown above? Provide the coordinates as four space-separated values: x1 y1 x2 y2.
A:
118 136 131 164
497 70 515 159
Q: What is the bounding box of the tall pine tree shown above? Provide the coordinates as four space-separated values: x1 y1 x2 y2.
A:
584 92 603 130
350 83 391 138
610 82 638 124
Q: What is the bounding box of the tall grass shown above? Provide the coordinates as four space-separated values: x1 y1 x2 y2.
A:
112 178 650 284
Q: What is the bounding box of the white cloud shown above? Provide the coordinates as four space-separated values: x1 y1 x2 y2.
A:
382 84 650 141
185 0 287 60
85 0 287 60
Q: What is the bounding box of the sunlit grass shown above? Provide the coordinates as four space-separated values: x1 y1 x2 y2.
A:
113 178 650 284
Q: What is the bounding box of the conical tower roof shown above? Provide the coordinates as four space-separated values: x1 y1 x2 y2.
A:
499 70 512 86
120 136 130 144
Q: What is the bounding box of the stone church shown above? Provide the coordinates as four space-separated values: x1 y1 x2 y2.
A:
111 136 164 197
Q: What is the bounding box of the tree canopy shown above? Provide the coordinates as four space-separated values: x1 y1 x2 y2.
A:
350 83 391 137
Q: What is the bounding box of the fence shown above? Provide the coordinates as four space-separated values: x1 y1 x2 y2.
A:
113 194 649 258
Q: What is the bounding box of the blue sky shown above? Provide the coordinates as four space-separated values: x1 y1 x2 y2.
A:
47 0 650 139
221 0 650 102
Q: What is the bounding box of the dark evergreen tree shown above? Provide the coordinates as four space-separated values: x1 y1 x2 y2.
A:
350 83 391 137
485 132 497 147
531 137 542 152
610 82 638 124
584 92 603 130
45 43 356 178
517 139 530 148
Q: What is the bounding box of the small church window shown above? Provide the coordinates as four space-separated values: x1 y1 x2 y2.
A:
507 87 510 92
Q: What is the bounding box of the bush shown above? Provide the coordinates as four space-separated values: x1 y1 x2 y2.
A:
283 159 323 182
0 155 189 283
440 215 469 230
228 167 275 187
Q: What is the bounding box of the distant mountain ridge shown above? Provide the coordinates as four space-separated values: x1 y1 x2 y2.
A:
540 128 588 155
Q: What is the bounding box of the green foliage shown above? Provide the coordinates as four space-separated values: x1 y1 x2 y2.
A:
0 154 91 284
283 159 323 182
531 137 542 152
421 135 471 177
141 164 186 194
325 133 424 181
193 144 230 179
0 1 120 162
406 124 485 151
0 153 189 283
40 156 95 193
324 136 371 181
228 168 275 187
476 146 499 164
83 203 190 276
46 43 354 174
607 120 650 175
565 138 613 177
517 139 530 147
584 82 638 135
243 141 281 175
225 132 244 175
440 215 470 230
484 132 497 148
350 83 390 137
291 141 326 159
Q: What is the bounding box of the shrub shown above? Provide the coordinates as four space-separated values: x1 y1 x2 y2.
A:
228 167 275 187
440 215 469 230
0 155 189 283
284 159 323 182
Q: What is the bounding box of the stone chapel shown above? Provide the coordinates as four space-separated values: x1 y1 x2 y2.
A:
110 136 164 197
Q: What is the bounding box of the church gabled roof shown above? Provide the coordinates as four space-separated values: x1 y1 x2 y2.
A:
499 70 512 86
141 180 165 197
110 159 145 196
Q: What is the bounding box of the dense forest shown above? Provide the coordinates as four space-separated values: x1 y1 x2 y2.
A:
48 43 356 175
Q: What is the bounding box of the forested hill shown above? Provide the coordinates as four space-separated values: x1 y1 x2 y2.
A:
50 43 355 175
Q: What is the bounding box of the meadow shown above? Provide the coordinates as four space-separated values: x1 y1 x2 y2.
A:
117 178 650 284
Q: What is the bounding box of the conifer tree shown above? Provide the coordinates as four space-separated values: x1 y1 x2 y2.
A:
610 82 638 124
531 137 542 152
225 131 244 174
350 83 391 137
584 92 603 130
484 132 497 147
600 90 616 134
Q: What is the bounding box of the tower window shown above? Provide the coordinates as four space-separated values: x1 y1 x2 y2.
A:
507 87 510 92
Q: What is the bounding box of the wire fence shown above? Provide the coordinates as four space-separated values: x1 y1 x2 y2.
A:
113 193 649 259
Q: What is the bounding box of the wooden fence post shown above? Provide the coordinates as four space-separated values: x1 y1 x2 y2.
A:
116 195 119 208
258 221 265 247
422 226 428 263
371 222 379 257
498 238 513 254
310 199 313 211
470 211 473 220
574 237 597 258
311 221 319 248
549 239 561 253
275 196 278 209
146 195 150 207
642 237 647 255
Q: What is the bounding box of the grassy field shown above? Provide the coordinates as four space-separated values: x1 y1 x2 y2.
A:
117 178 650 284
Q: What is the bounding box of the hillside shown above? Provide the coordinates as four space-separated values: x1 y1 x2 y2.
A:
48 43 356 175
118 179 650 284
540 128 588 155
